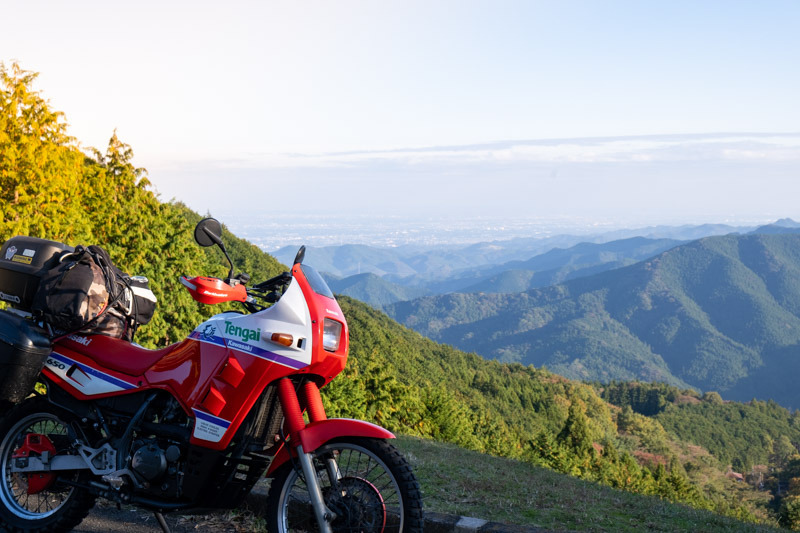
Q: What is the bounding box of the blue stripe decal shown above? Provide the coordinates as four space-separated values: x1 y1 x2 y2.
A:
188 331 306 370
192 409 232 428
50 352 137 391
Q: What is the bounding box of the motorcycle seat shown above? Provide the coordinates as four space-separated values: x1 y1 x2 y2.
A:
56 335 187 376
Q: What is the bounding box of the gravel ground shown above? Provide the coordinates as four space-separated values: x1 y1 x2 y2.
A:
71 502 257 533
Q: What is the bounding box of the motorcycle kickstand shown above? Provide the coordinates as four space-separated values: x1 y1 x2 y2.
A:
154 511 171 533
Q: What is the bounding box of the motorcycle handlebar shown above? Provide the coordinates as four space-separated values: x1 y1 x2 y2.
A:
245 271 292 306
252 271 292 292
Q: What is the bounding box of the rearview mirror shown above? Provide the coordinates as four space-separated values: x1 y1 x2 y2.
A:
194 218 223 248
193 217 235 280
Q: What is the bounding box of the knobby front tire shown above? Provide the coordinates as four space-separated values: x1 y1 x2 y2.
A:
266 437 424 533
0 397 97 533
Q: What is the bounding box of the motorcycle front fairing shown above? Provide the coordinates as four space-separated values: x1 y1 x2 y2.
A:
179 278 316 447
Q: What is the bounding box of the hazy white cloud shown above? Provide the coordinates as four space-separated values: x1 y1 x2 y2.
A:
181 133 800 169
145 132 800 223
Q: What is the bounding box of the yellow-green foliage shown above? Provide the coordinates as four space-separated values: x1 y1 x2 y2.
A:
0 63 283 347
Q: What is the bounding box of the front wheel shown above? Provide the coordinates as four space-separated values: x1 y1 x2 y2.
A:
266 438 423 533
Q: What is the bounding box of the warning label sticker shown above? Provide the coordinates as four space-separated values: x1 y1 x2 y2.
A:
192 410 231 443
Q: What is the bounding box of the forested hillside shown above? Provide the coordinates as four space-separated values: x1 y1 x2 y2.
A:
324 272 432 308
6 62 800 528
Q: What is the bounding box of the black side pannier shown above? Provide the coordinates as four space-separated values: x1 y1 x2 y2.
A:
0 310 51 404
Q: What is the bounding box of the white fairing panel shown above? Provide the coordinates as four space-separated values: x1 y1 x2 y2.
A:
188 279 313 370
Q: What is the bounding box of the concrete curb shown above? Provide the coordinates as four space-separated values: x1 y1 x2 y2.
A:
245 485 550 533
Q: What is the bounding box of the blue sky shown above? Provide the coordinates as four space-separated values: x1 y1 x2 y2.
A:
2 1 799 225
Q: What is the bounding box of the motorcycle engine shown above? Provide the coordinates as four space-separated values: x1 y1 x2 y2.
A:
131 440 181 482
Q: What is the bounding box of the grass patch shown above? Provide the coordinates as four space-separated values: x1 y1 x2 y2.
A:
396 435 782 532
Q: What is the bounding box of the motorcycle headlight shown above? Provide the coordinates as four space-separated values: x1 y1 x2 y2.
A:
322 319 343 352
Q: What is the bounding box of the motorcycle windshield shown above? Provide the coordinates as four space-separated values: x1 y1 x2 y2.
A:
300 264 334 299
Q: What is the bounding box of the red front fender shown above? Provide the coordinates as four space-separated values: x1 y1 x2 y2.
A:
266 418 395 476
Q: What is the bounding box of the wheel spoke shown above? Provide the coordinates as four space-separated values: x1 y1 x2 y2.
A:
0 398 98 533
1 411 74 517
270 440 422 533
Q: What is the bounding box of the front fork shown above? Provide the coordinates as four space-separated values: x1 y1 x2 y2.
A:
277 378 338 533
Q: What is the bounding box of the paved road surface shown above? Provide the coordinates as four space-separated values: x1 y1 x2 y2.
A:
70 501 547 533
72 504 244 533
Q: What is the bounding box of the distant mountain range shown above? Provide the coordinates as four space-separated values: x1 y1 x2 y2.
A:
282 220 799 309
320 237 686 304
385 231 800 408
273 221 758 281
435 236 684 294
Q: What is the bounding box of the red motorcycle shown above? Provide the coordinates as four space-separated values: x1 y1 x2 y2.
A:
0 218 423 533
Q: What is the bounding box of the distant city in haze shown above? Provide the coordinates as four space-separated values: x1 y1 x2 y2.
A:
218 212 784 252
162 133 800 242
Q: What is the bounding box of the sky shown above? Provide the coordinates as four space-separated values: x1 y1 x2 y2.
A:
2 1 799 227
